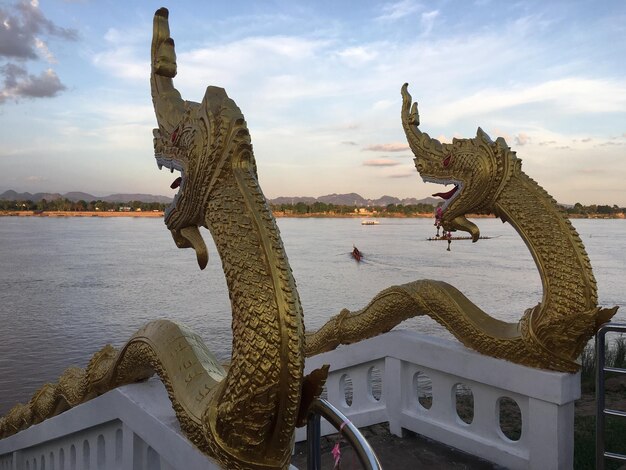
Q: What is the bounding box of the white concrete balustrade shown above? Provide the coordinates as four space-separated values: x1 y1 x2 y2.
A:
0 379 223 470
297 330 580 470
1 330 579 469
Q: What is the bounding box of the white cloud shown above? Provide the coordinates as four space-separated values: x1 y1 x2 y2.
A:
428 78 626 127
336 46 377 67
363 158 400 167
92 46 149 81
372 99 394 111
515 133 531 146
25 175 47 182
420 10 439 36
377 0 422 22
34 37 55 63
363 143 409 152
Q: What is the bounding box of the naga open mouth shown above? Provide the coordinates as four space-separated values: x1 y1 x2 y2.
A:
156 155 185 220
423 176 463 212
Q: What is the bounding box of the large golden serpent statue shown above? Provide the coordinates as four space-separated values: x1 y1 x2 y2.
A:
305 84 617 372
0 8 324 469
0 7 618 469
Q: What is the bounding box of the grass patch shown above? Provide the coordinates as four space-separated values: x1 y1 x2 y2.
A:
575 414 626 469
580 335 626 393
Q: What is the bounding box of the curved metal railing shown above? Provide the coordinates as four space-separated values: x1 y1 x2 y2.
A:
305 398 382 470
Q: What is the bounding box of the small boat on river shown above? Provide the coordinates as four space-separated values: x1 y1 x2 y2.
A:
361 219 379 225
352 246 363 262
427 235 495 241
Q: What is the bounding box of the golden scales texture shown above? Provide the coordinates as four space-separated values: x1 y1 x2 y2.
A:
0 9 618 470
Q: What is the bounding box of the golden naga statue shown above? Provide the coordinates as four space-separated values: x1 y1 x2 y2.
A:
0 8 327 469
305 84 618 372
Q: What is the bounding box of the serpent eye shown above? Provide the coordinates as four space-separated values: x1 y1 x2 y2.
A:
443 154 452 167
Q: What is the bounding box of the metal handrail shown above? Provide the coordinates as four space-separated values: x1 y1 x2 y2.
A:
305 398 382 470
596 323 626 470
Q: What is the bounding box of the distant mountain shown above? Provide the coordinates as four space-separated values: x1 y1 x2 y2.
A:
317 193 367 206
0 190 172 204
0 190 64 202
63 192 99 202
101 193 173 203
268 196 318 205
402 197 441 206
269 193 440 207
2 189 437 207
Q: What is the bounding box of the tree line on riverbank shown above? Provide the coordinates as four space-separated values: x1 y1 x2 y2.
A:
565 203 625 217
269 201 625 218
0 198 168 213
2 198 624 218
270 201 440 216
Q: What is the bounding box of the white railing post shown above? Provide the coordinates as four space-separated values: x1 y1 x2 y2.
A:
122 423 135 470
384 356 402 437
527 397 575 469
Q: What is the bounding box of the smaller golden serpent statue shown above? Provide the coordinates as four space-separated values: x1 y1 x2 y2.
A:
305 84 617 372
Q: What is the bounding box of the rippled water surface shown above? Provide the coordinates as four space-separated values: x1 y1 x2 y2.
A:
1 216 624 413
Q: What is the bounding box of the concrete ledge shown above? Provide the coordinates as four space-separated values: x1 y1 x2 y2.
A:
302 330 580 470
1 379 219 470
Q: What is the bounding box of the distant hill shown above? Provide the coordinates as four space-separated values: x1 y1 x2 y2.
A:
1 189 439 207
0 190 172 204
269 193 440 207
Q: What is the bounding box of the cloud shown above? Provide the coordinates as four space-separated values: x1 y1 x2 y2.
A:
377 0 421 21
0 1 76 105
0 1 77 60
515 132 531 146
0 64 65 103
420 10 439 36
388 169 415 178
336 46 377 67
363 143 410 152
431 78 626 125
92 46 149 81
577 168 605 175
598 141 624 147
25 175 47 182
363 158 401 167
341 141 358 146
581 137 592 143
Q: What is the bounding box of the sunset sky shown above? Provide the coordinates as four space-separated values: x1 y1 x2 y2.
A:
1 0 625 205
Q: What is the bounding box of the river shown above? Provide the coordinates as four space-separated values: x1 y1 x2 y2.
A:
0 216 624 414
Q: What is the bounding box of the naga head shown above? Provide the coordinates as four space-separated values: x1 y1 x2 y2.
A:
401 84 519 241
151 8 256 270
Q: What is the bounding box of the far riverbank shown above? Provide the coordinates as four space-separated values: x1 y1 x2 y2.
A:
0 210 164 218
1 210 624 219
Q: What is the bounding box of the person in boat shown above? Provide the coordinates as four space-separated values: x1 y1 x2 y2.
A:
352 245 362 261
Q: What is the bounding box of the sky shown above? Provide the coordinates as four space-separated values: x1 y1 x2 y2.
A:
0 0 625 205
